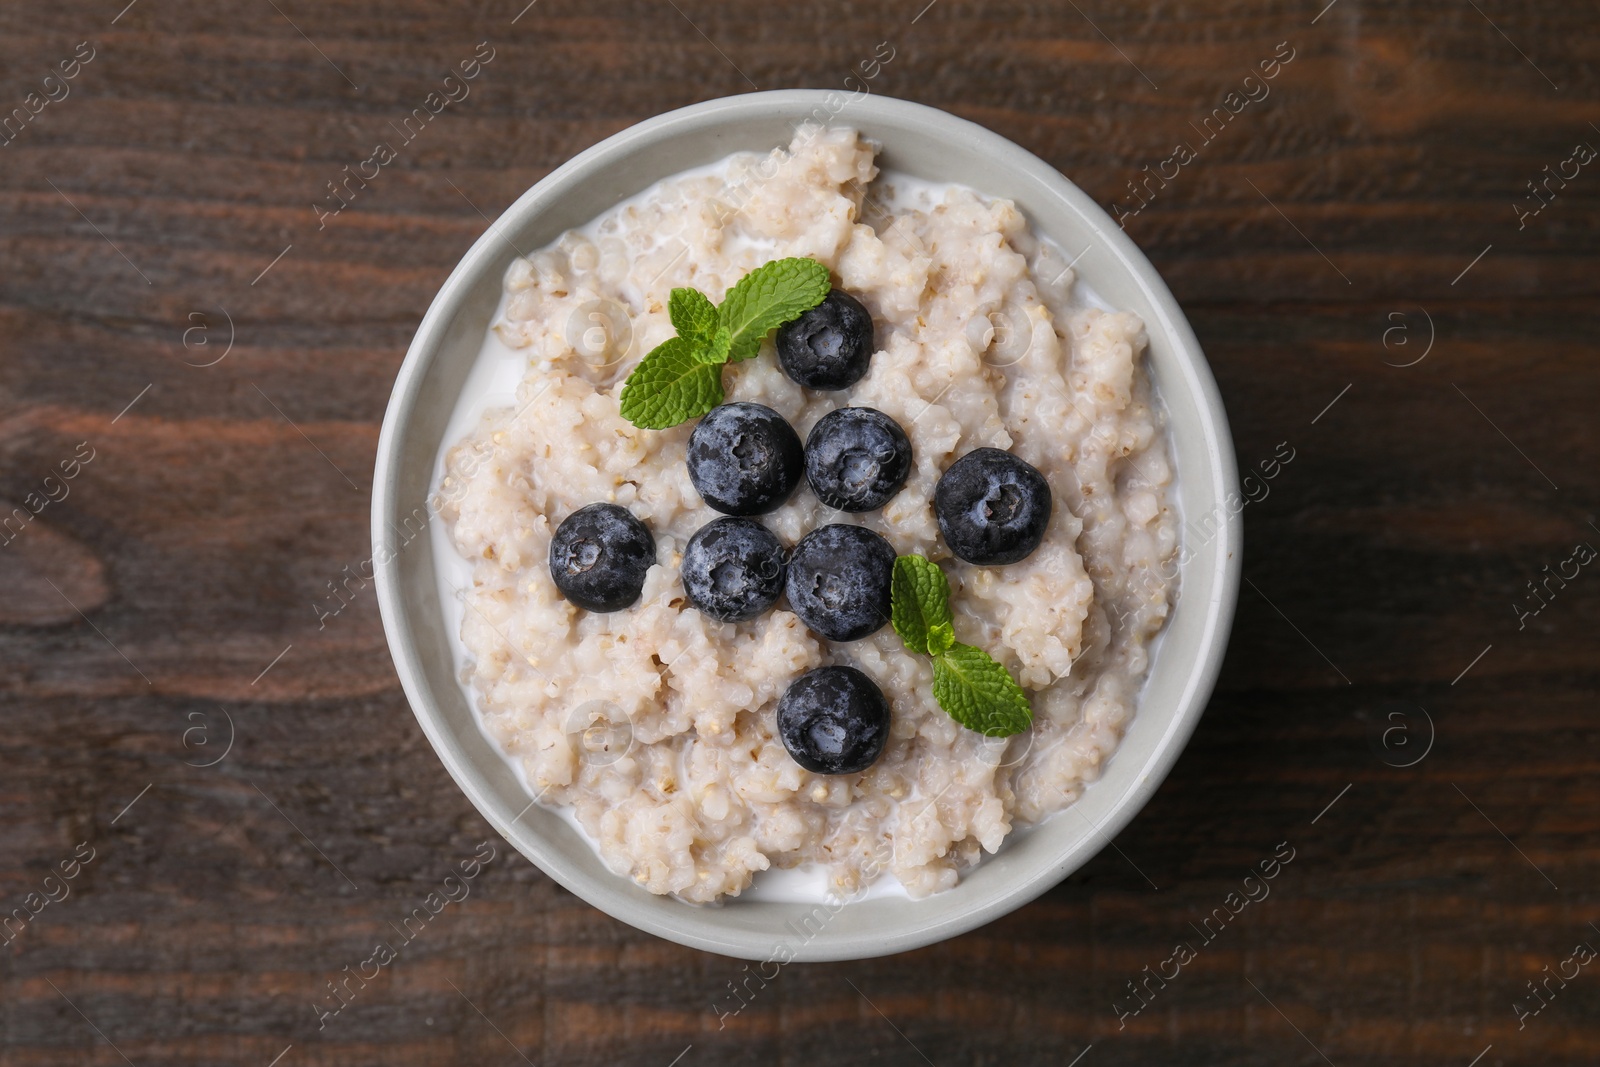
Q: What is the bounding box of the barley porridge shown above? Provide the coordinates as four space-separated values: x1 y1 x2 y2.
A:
432 125 1178 903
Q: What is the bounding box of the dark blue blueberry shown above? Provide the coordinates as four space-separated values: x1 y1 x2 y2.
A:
686 402 804 516
776 665 891 775
775 289 875 390
934 447 1052 566
784 524 895 641
805 407 912 513
548 503 655 611
681 517 787 622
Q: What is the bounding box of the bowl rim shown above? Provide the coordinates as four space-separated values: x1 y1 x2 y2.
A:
373 89 1241 961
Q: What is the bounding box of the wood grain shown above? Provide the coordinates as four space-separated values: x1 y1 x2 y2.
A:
1 0 1597 1064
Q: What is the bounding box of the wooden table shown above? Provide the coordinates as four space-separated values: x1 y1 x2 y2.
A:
2 1 1596 1063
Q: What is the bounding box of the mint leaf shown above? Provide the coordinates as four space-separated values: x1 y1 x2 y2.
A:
932 643 1033 738
694 324 733 366
668 288 719 347
718 257 831 362
618 336 724 430
891 554 954 656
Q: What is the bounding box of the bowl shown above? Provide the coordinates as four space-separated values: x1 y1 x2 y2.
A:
373 89 1240 962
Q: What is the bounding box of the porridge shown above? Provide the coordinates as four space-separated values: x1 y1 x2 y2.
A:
433 125 1178 903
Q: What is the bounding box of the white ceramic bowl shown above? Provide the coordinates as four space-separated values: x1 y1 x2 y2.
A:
373 90 1240 962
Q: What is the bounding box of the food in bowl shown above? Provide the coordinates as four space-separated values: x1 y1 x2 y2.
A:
432 124 1178 903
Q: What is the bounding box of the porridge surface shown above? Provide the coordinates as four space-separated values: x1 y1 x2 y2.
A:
435 125 1178 903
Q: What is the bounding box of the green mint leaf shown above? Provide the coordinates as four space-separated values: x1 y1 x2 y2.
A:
931 643 1033 738
718 257 831 362
891 554 954 656
694 324 733 366
618 335 725 429
668 288 719 348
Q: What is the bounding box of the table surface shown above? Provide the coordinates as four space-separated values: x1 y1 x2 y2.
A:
2 1 1597 1064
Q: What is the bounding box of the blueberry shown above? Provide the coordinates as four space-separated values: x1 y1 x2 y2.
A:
784 524 895 641
686 402 804 516
777 665 891 775
805 407 912 513
775 289 875 390
548 503 656 611
681 517 786 622
934 447 1052 566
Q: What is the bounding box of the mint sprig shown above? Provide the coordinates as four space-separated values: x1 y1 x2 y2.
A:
618 258 831 429
891 555 1033 738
